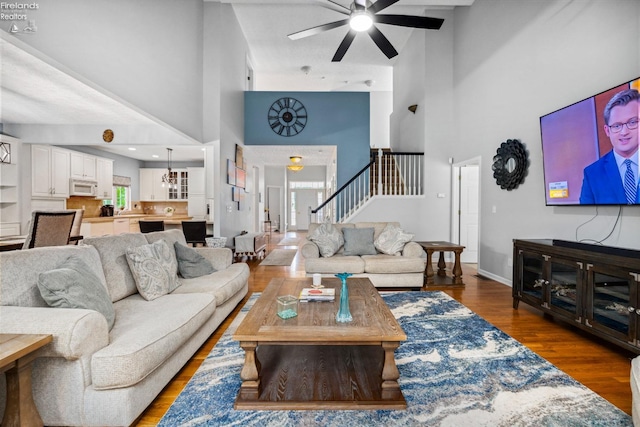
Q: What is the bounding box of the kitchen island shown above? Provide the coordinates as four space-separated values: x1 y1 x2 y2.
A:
80 215 212 237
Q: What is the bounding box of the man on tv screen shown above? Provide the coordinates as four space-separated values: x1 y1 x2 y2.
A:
580 89 639 205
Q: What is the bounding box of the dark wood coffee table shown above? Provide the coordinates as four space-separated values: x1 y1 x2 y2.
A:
233 277 407 410
0 334 52 426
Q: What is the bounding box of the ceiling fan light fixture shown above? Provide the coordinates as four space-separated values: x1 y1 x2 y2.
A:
349 10 373 32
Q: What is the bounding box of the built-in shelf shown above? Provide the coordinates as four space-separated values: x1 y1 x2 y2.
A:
0 135 20 236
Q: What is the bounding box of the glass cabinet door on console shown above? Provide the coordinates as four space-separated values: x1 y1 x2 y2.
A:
547 258 581 322
516 250 581 321
585 264 638 345
518 251 546 307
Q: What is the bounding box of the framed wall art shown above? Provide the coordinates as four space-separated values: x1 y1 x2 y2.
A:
236 167 246 189
235 144 244 170
232 186 242 202
227 159 236 186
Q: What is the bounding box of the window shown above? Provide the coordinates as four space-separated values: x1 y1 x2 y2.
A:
290 181 325 189
104 185 130 210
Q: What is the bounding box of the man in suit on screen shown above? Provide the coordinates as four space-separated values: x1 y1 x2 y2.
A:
580 89 639 204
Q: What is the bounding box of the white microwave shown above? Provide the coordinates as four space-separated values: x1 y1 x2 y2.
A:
70 179 97 196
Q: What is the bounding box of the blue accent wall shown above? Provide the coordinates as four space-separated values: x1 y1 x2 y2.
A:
244 91 370 187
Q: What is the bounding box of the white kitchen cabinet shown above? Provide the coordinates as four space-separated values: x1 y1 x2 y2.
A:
31 144 70 198
96 157 114 199
80 221 113 237
168 170 188 200
139 169 169 201
113 218 130 235
187 167 206 218
70 152 97 180
187 167 205 194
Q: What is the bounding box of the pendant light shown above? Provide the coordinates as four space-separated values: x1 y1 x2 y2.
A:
161 148 178 189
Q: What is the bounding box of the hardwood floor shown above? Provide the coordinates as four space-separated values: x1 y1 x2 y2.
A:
135 231 635 425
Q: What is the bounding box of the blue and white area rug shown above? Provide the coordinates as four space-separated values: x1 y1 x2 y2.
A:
159 292 632 426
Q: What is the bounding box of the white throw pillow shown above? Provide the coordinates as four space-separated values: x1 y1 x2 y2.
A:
374 224 414 255
308 223 344 257
126 239 180 300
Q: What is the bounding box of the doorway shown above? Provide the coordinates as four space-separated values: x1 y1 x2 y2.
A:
292 189 321 231
267 186 282 232
451 157 480 263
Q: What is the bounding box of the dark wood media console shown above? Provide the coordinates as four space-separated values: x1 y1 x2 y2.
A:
513 239 640 354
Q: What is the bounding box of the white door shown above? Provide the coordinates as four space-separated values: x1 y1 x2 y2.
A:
459 165 479 263
267 186 281 231
294 189 319 231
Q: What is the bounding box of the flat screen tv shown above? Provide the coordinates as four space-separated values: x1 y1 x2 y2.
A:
540 77 639 206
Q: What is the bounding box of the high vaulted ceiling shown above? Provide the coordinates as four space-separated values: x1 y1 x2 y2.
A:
229 0 473 91
0 0 473 164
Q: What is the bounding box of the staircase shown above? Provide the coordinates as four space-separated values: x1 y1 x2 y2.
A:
312 149 424 223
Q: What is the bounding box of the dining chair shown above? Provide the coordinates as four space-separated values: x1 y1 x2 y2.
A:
22 210 76 249
69 208 84 244
139 220 165 233
181 221 207 246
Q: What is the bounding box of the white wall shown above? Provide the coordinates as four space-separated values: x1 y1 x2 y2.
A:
10 0 204 141
349 197 426 238
203 3 254 240
370 91 392 149
392 0 640 283
391 8 454 243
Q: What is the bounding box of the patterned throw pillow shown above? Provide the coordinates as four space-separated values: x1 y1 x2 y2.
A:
342 227 377 256
374 224 414 255
308 223 344 257
125 239 180 301
38 256 116 330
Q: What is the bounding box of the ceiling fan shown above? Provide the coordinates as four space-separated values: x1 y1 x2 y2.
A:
288 0 444 62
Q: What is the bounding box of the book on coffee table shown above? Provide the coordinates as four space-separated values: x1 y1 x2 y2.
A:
299 287 335 302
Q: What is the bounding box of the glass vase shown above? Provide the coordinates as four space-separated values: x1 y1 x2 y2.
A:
335 273 353 323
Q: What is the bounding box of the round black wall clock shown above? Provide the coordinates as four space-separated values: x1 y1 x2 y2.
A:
268 97 307 137
492 139 529 190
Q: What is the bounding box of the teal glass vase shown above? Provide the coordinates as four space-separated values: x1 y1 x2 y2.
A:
335 273 353 323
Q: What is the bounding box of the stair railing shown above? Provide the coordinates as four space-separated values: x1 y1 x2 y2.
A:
312 149 424 223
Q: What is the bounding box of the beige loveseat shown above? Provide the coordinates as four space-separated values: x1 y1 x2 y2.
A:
0 229 249 426
301 222 426 288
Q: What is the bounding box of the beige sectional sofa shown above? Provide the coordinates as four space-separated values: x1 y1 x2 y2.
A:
0 229 249 426
301 222 426 288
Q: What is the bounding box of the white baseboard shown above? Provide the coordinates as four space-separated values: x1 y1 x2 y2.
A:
477 268 512 287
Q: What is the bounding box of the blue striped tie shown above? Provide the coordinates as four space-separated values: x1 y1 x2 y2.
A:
624 159 637 204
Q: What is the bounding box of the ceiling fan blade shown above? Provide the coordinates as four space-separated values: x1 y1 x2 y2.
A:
367 25 398 59
288 19 350 40
369 0 400 14
375 14 444 30
332 30 357 62
317 0 350 15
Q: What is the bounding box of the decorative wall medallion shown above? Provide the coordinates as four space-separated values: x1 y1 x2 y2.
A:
492 139 529 190
103 129 114 143
0 142 10 163
268 97 307 137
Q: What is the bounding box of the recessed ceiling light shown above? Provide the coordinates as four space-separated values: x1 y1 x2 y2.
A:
152 154 159 158
128 147 136 151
